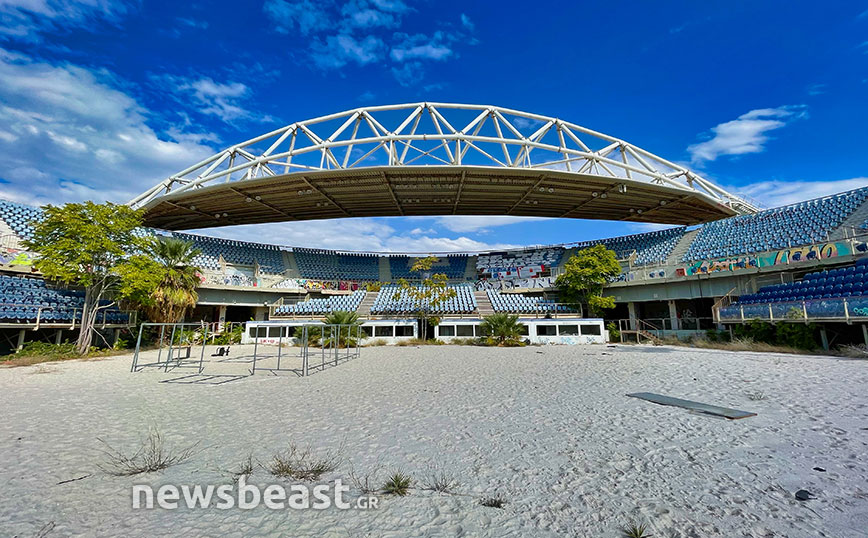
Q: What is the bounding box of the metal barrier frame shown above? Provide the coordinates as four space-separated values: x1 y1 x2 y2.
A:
131 322 210 373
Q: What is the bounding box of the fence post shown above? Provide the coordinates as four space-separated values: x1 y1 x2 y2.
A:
131 323 144 372
252 333 258 375
277 326 283 371
165 324 176 372
199 324 208 374
303 326 309 377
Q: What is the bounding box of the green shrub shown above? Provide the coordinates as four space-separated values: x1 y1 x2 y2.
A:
294 326 322 347
382 472 412 496
704 329 730 343
606 321 620 342
479 313 524 346
15 341 79 358
213 324 243 345
731 319 817 350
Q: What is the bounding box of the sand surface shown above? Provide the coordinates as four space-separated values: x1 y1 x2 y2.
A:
1 344 867 537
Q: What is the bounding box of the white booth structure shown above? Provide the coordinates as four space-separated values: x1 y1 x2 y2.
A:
434 317 607 345
244 318 418 346
245 317 606 345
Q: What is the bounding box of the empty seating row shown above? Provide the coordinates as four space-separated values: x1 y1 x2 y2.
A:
171 232 285 274
476 247 563 274
273 290 366 316
568 227 686 266
684 187 868 261
371 284 476 314
0 200 43 241
389 255 468 279
732 258 868 305
293 248 379 280
0 274 129 323
719 296 868 321
486 290 577 314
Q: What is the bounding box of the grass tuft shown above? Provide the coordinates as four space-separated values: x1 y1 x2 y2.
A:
421 468 460 494
267 443 341 481
745 390 767 401
227 452 254 483
382 471 412 495
621 521 651 538
479 494 507 508
348 460 384 494
98 426 198 476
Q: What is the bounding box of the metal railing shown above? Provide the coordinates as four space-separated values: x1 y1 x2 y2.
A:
131 322 211 373
251 324 363 376
0 302 137 330
616 316 716 338
715 296 868 324
131 322 362 378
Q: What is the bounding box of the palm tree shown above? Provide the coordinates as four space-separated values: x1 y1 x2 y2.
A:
322 310 362 348
479 313 524 346
293 311 362 348
143 238 202 324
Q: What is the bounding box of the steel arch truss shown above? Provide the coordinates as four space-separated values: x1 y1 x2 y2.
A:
130 103 758 223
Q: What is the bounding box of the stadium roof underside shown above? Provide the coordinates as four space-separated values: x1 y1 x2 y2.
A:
131 103 759 229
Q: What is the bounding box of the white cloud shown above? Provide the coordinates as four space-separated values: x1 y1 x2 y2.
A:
191 218 517 253
806 83 826 96
390 31 455 62
728 177 868 209
262 1 473 86
263 0 332 35
426 216 547 233
151 74 272 125
181 78 250 121
687 105 807 164
391 60 424 87
311 34 385 69
0 0 129 42
0 49 215 206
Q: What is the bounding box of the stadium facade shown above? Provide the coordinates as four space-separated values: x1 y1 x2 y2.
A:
2 103 867 353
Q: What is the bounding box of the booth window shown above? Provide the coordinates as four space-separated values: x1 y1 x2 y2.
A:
395 325 414 337
581 324 602 336
374 326 393 337
456 325 474 337
536 324 557 336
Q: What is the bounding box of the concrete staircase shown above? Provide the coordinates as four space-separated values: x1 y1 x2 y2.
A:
0 217 20 249
463 255 478 280
283 250 301 278
833 200 868 240
474 290 494 316
357 290 378 316
378 256 391 282
665 228 700 264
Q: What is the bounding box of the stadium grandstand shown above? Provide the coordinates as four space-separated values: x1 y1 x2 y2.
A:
4 185 868 352
2 103 868 353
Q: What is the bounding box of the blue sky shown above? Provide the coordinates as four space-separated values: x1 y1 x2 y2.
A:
0 0 866 252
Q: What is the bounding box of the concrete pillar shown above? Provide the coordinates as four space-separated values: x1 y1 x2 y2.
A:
862 324 868 347
668 300 680 331
112 328 120 347
55 330 62 345
627 302 637 331
217 305 227 331
819 327 829 351
17 329 25 351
